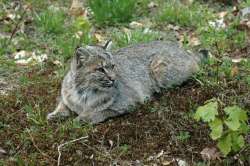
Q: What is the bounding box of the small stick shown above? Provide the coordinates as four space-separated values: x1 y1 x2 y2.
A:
8 6 27 43
57 136 88 166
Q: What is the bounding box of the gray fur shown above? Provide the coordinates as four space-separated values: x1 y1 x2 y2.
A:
47 41 201 124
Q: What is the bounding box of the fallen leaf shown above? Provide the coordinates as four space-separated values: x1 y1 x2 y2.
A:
201 147 221 161
129 21 144 29
175 158 188 166
69 0 87 17
148 2 158 8
189 35 201 46
108 140 114 149
167 24 180 31
0 147 7 158
231 58 247 63
162 160 172 165
156 150 164 158
180 0 194 5
217 11 228 18
94 33 105 43
53 60 63 67
14 51 47 65
238 19 250 30
74 31 83 39
209 18 226 29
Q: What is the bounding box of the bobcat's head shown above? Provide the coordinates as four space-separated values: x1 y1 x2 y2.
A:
71 41 117 93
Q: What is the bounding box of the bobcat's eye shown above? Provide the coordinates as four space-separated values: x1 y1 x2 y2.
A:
96 67 105 73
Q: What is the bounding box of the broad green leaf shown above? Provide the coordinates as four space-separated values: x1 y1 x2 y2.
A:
224 119 240 131
194 101 218 122
218 134 232 156
230 133 245 152
224 106 248 131
224 106 248 121
238 122 250 134
209 118 223 140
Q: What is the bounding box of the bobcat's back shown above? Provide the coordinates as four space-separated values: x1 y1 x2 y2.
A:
109 41 200 111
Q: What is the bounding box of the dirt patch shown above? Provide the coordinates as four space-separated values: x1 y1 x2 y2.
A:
0 71 249 165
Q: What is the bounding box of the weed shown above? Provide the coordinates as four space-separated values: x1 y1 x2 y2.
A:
177 131 191 142
198 25 247 55
157 1 214 28
112 29 161 48
88 0 136 25
119 144 130 154
194 99 249 156
35 8 66 34
240 0 250 7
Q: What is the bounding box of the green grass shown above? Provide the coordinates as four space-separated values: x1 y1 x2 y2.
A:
0 0 250 165
198 22 247 55
157 1 214 28
88 0 136 25
35 8 66 34
112 29 161 48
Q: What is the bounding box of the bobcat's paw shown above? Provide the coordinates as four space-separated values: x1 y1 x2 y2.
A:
47 111 58 121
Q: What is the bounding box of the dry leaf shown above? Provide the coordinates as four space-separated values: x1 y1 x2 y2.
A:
129 21 144 29
148 2 158 8
156 150 164 158
239 19 250 30
69 0 86 17
231 58 247 63
201 147 221 161
217 11 228 18
189 36 201 46
14 51 47 65
53 60 63 67
209 18 226 29
94 33 105 43
231 65 239 77
175 158 188 166
74 31 83 39
180 0 194 5
108 140 114 148
162 160 172 166
0 147 7 158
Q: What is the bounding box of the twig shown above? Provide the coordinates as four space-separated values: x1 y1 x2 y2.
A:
57 136 88 166
27 130 56 162
8 8 27 43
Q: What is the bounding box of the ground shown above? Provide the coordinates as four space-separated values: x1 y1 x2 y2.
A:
0 0 250 165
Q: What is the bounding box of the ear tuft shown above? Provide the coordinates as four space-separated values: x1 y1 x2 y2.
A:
103 40 113 50
74 47 92 66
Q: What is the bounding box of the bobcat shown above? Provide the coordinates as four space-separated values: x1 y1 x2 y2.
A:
47 40 202 124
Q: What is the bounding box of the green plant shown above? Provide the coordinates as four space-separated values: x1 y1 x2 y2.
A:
158 1 214 28
35 8 66 34
112 29 160 48
88 0 136 25
194 99 249 156
199 24 247 55
177 131 191 142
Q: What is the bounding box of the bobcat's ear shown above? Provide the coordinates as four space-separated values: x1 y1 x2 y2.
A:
103 40 112 51
74 46 91 66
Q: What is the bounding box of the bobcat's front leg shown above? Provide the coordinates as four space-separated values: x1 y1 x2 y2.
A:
47 100 71 120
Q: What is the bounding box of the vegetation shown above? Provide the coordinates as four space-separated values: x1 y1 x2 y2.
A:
195 99 249 156
0 0 249 165
88 0 136 25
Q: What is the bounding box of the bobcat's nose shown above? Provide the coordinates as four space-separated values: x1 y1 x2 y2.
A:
107 72 116 82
